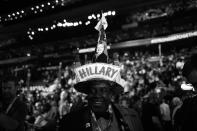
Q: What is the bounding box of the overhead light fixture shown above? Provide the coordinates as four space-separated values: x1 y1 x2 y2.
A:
112 11 116 15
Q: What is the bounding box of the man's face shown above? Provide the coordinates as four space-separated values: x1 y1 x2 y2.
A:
2 81 17 101
187 69 197 90
87 82 112 114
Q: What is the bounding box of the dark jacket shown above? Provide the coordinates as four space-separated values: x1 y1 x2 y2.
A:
59 104 143 131
1 97 27 131
176 95 197 131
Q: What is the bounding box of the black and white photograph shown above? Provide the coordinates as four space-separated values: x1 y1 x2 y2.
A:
0 0 197 131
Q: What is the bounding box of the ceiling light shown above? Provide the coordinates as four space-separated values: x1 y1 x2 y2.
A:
88 16 92 20
29 36 33 40
92 14 96 19
57 23 63 27
108 11 112 16
97 14 100 18
103 12 107 16
63 24 66 27
74 22 78 26
112 11 116 15
27 53 31 57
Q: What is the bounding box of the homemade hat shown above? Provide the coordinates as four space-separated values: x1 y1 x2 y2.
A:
74 13 125 94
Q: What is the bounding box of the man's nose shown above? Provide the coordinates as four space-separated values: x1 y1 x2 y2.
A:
95 90 103 97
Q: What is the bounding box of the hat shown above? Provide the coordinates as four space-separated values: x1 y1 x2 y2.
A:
74 13 125 94
74 63 125 94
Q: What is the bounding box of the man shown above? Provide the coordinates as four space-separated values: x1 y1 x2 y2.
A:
0 76 27 131
176 52 197 131
160 98 171 131
59 12 143 131
59 79 143 131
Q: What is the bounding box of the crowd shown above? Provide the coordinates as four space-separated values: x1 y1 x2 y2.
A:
1 43 190 131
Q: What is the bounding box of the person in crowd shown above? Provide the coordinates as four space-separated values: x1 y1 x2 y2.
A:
59 78 143 131
0 76 27 131
34 103 51 129
141 92 163 131
160 97 171 131
34 102 56 131
176 52 197 131
48 100 58 120
171 97 182 131
59 90 71 119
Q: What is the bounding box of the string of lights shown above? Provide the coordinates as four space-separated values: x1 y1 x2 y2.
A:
0 0 82 23
27 10 116 40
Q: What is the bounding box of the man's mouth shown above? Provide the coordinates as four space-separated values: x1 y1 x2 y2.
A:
94 101 103 104
92 99 105 106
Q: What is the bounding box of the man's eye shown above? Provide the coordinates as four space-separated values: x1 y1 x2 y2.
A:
91 89 96 94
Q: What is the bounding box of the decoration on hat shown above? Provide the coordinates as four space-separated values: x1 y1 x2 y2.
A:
75 63 121 84
93 12 108 63
74 11 125 94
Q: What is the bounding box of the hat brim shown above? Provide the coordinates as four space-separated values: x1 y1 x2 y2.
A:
74 79 123 95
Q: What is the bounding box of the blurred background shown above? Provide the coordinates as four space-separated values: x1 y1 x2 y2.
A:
0 0 197 130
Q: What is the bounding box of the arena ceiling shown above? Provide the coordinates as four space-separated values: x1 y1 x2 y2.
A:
0 0 168 42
